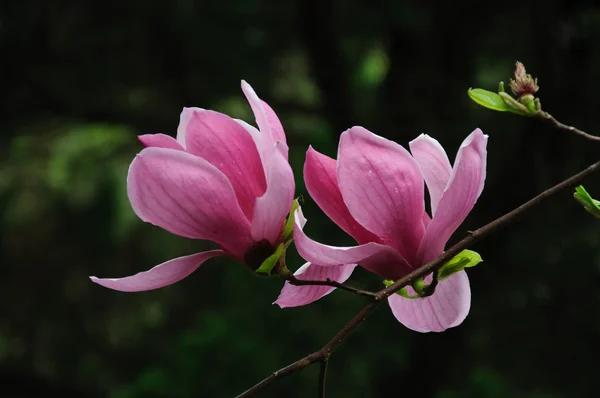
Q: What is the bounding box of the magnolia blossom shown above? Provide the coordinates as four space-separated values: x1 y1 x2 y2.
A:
91 81 294 292
276 127 487 332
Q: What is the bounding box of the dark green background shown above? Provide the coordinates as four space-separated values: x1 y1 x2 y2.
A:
1 1 599 397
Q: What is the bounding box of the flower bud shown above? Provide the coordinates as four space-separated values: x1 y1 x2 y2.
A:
509 61 539 98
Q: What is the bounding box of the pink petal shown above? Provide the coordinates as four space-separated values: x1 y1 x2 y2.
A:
337 126 425 264
295 205 308 229
304 146 380 244
90 250 225 292
127 147 252 257
184 109 267 220
293 210 411 280
241 81 287 157
409 134 452 216
234 119 270 173
176 107 203 148
251 142 295 245
274 262 357 308
261 100 286 144
138 134 185 150
387 270 471 332
417 129 488 263
422 211 432 229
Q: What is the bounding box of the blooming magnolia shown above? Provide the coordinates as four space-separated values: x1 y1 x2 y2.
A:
276 127 487 332
91 81 295 291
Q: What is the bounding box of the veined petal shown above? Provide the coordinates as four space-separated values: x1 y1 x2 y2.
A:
338 126 425 264
304 146 380 244
176 107 203 148
293 210 411 280
241 81 287 157
90 250 225 292
387 271 471 332
138 134 185 150
184 109 267 220
127 147 252 257
274 262 357 308
417 129 488 264
251 142 295 245
409 134 452 216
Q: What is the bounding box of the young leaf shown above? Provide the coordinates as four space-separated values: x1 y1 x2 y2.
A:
468 88 510 112
284 199 301 242
574 185 600 219
255 243 285 275
438 249 483 280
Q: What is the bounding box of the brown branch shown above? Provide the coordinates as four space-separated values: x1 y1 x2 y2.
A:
287 276 378 298
237 159 600 398
318 357 329 398
539 112 600 142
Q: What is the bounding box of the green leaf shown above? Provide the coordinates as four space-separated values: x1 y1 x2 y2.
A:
468 88 510 112
284 199 301 241
438 249 483 280
255 244 285 275
574 185 600 219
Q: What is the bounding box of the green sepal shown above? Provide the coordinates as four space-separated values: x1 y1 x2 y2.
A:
574 185 600 219
284 198 301 242
411 278 426 295
438 249 483 280
383 279 426 299
255 243 285 276
498 81 505 93
397 287 421 299
498 92 532 116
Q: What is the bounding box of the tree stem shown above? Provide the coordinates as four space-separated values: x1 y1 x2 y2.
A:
286 276 378 298
236 159 600 398
539 112 600 142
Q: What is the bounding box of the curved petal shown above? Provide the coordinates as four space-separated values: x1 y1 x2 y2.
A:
295 205 307 229
261 100 286 144
127 147 252 257
234 118 270 174
387 270 471 332
251 142 295 245
304 146 380 244
184 109 267 220
293 210 411 280
338 126 425 264
90 250 225 292
176 107 204 148
417 129 488 263
241 81 287 156
138 134 185 150
409 134 452 216
274 262 357 308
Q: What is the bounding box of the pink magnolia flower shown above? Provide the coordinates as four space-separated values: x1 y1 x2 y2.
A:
276 127 487 332
91 81 295 292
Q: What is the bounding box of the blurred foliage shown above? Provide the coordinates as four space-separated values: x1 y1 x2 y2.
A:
1 0 600 397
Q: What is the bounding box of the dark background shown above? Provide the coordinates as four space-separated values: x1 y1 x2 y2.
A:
1 0 599 397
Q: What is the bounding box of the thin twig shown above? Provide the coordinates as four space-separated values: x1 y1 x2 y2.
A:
539 112 600 142
319 358 329 398
236 352 322 397
237 159 600 397
287 276 378 298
